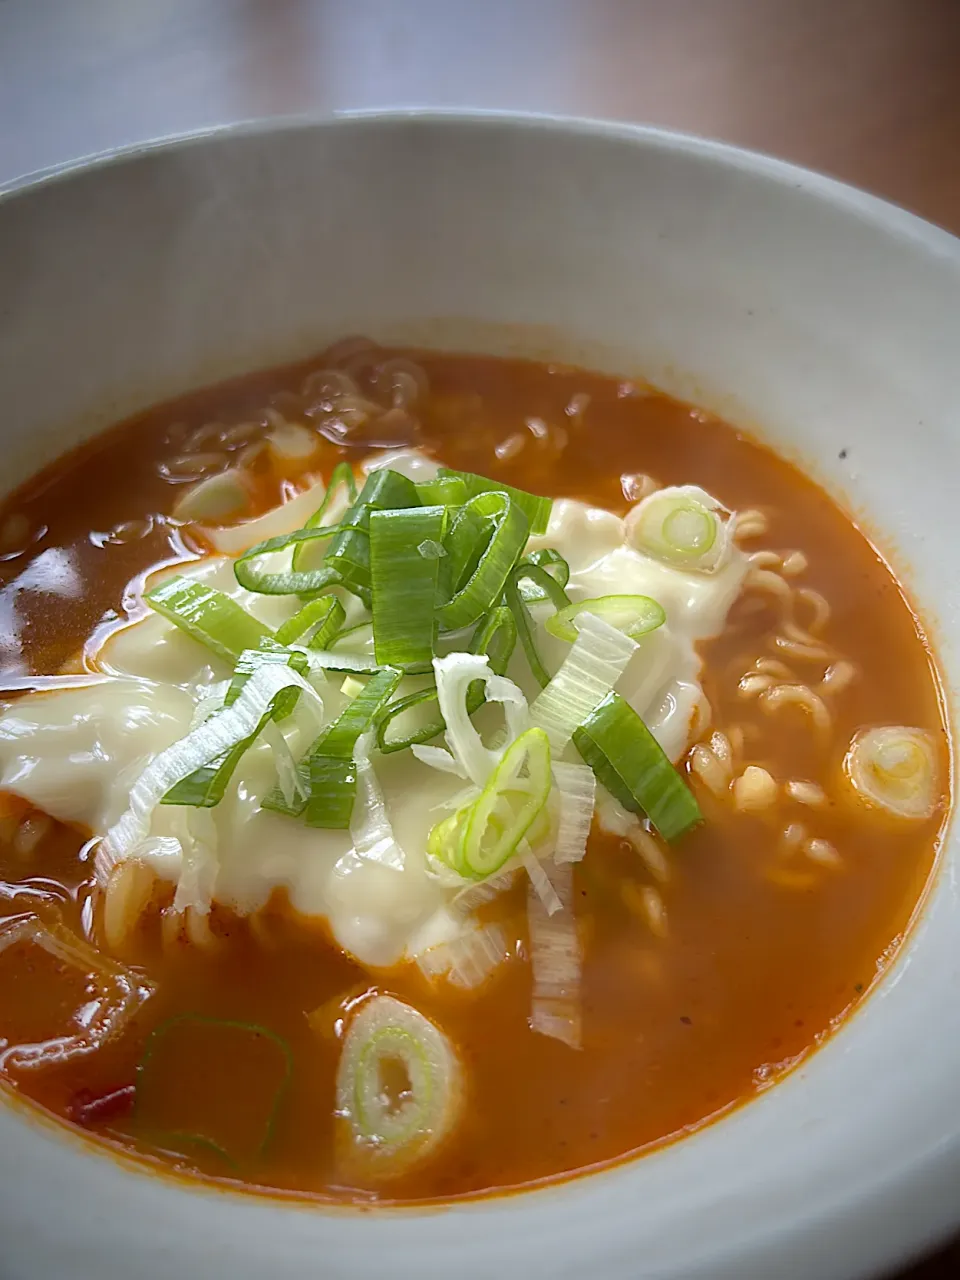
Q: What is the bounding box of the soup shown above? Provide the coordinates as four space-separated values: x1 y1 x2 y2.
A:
0 340 947 1202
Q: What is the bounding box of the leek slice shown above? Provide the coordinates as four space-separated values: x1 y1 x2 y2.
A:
844 725 940 819
224 643 309 713
290 461 357 575
146 576 273 662
376 607 517 753
437 467 552 534
504 561 572 688
628 486 729 573
369 505 448 667
274 595 346 649
136 1014 293 1166
530 612 638 753
98 663 324 877
415 475 468 507
323 469 421 600
301 667 402 828
546 593 665 644
572 692 702 842
429 726 551 879
435 492 529 632
233 526 344 595
335 995 462 1179
516 548 570 602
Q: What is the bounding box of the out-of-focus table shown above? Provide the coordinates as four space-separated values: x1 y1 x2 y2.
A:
1 0 959 1273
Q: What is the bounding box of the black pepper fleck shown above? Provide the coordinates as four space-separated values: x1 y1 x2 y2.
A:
679 1015 692 1026
839 448 848 460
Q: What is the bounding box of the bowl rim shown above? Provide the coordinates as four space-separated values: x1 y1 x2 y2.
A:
2 107 960 1279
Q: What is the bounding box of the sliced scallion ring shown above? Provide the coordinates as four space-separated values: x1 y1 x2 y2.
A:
546 594 666 644
572 691 702 843
335 995 462 1179
627 485 728 573
429 726 552 879
844 725 940 820
136 1014 293 1166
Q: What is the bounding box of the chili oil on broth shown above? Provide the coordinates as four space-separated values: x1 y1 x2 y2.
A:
0 340 947 1204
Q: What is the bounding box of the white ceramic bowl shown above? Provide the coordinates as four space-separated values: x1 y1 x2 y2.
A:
0 113 958 1280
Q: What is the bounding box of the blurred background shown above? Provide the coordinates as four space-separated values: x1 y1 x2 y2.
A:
1 0 959 1274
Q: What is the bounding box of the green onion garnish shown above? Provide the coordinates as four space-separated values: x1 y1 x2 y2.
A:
572 692 702 843
516 548 570 602
505 562 572 688
291 461 357 575
224 643 308 714
135 1014 293 1167
546 594 666 644
415 475 468 507
376 607 517 753
436 492 529 632
428 726 552 878
162 679 300 807
322 469 421 602
438 467 552 534
630 487 726 572
301 666 402 828
233 526 344 595
274 595 346 649
335 995 462 1179
370 506 448 667
146 575 273 662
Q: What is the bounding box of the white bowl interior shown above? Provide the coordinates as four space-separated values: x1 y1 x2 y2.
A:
0 115 959 1280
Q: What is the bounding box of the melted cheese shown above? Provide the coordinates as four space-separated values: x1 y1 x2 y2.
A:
0 456 747 966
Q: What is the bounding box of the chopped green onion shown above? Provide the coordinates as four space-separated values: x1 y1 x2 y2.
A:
546 594 666 644
530 611 638 752
233 526 344 595
376 607 517 754
323 469 421 601
162 681 300 806
274 595 346 649
146 575 273 662
302 666 402 827
629 486 727 572
438 467 552 534
370 506 448 667
291 461 357 574
436 492 529 632
428 727 552 879
504 562 572 688
844 725 940 820
100 664 324 874
136 1014 293 1166
517 548 570 602
224 644 308 715
415 476 468 507
335 995 462 1179
572 692 702 842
